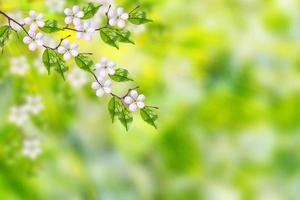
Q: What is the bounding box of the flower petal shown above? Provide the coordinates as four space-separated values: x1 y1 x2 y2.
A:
63 52 72 61
57 46 66 54
120 13 129 20
130 90 138 99
96 88 104 97
124 96 133 105
64 8 72 16
24 17 32 25
73 18 81 26
29 10 36 18
70 50 79 57
117 8 124 16
137 94 145 102
37 20 45 28
117 20 126 29
75 11 84 18
104 87 111 94
64 16 73 25
29 42 37 51
109 18 117 26
30 23 38 31
23 36 32 44
129 103 138 112
91 82 100 89
72 5 80 14
137 101 145 109
36 14 44 21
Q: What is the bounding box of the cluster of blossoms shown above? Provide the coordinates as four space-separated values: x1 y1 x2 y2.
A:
22 138 42 160
23 11 45 51
1 2 157 130
9 96 44 127
8 96 44 160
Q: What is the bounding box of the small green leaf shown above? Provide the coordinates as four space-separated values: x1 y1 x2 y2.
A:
118 103 133 131
108 97 121 122
128 10 152 25
75 54 94 72
82 3 101 19
42 48 68 79
39 19 61 33
140 108 158 129
109 68 133 82
114 29 134 44
0 25 10 47
100 28 119 49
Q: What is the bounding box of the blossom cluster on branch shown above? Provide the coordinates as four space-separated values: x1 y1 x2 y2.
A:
0 2 158 130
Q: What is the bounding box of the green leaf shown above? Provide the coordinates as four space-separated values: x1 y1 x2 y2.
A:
100 28 119 49
117 103 133 131
75 54 94 72
128 10 152 25
140 108 158 129
108 97 121 122
82 3 101 19
39 19 61 33
0 25 10 47
109 68 133 82
114 29 134 44
42 49 68 79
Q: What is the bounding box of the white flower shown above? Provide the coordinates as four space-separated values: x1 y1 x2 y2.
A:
24 10 45 31
10 56 29 76
8 106 29 127
75 21 96 41
124 90 145 112
95 57 116 78
45 0 65 13
64 5 84 26
91 78 112 97
34 57 47 75
23 30 44 51
57 40 79 61
67 68 88 89
22 138 42 160
108 7 129 29
24 95 44 115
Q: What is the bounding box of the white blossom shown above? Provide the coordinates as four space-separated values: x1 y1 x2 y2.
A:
10 56 29 76
108 7 129 29
91 78 112 97
24 10 45 31
57 40 79 61
124 90 145 112
45 0 65 13
23 30 44 51
75 21 96 41
22 138 42 160
8 106 29 127
64 5 84 26
34 57 47 75
24 95 44 115
95 57 116 78
67 67 88 89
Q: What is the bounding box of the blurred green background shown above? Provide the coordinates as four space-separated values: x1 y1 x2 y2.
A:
1 0 300 199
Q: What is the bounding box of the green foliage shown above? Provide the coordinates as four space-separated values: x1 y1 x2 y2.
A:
39 19 61 33
128 10 152 25
140 107 158 129
100 28 134 49
42 48 68 79
0 25 10 47
108 97 133 130
108 96 120 122
75 54 94 72
82 3 101 19
109 68 133 82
